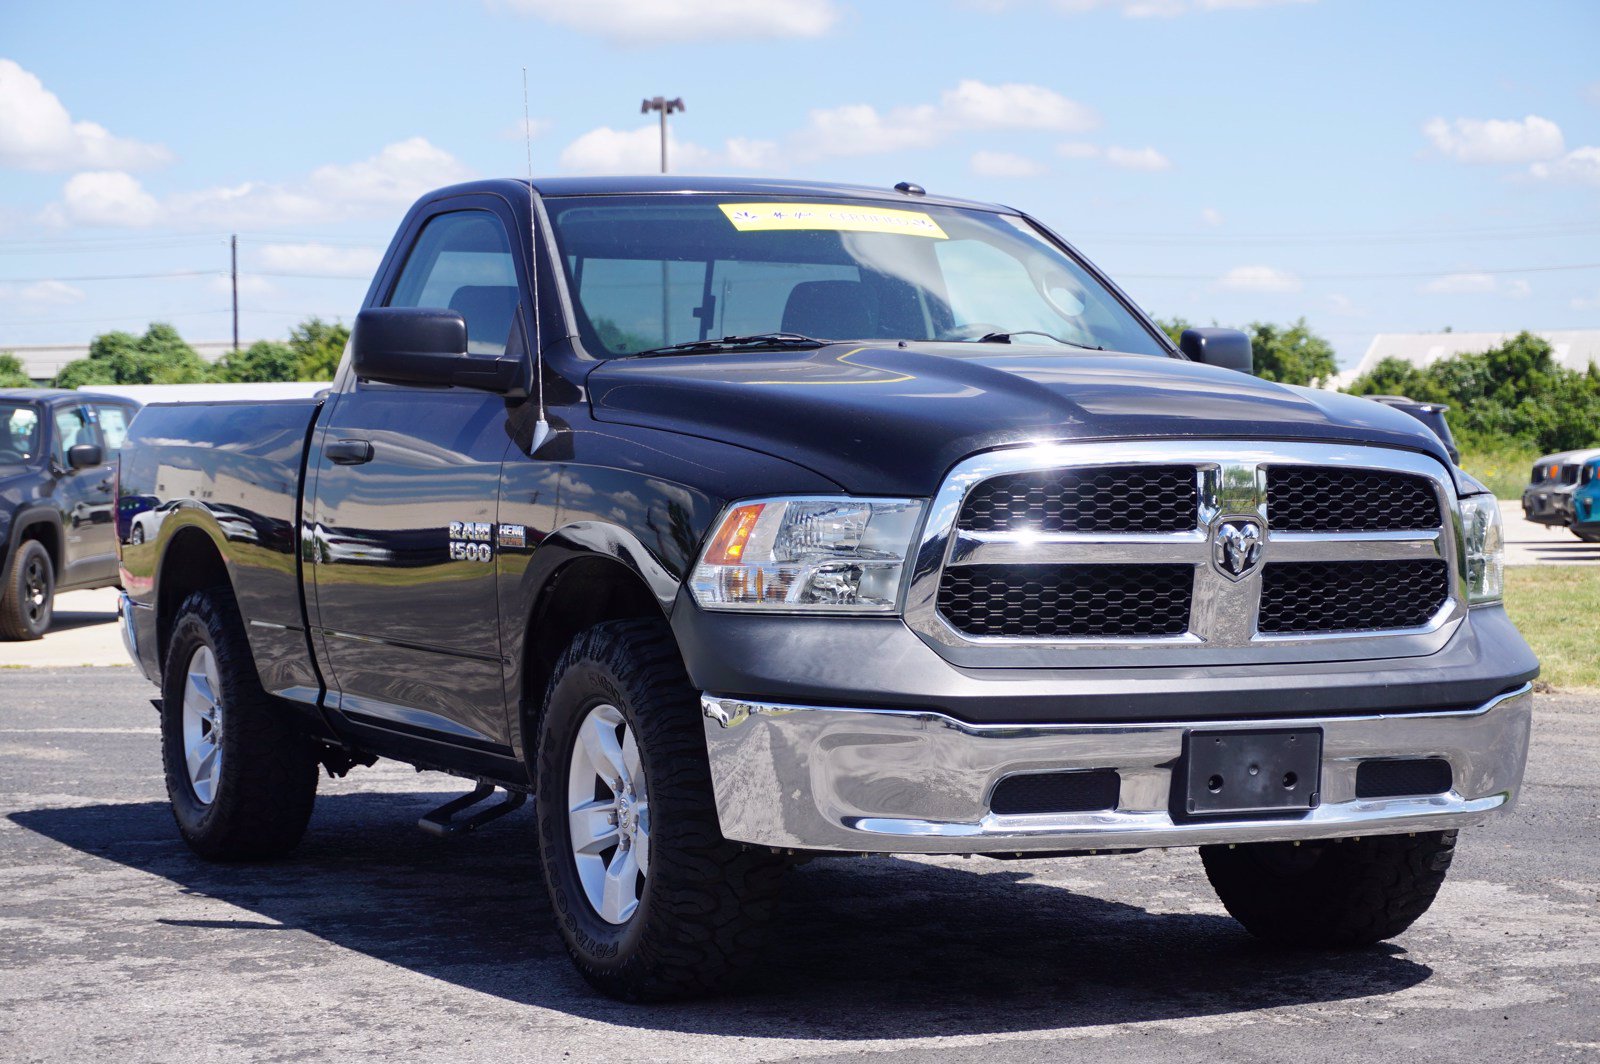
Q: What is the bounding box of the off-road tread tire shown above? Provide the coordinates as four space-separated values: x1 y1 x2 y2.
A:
160 586 318 860
0 540 53 641
536 618 788 1002
1201 830 1457 948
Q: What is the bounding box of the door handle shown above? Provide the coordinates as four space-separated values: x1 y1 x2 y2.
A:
325 439 374 465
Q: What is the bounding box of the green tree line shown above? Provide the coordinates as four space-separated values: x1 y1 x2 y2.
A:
12 318 349 390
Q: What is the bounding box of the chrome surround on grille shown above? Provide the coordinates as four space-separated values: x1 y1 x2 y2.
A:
904 441 1464 668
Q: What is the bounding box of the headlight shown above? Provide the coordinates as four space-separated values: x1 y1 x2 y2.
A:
1459 494 1504 604
689 497 924 613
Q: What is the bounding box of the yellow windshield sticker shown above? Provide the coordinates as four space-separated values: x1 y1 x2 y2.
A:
719 202 947 239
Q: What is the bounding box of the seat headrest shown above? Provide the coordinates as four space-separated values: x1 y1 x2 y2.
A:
447 285 520 353
780 280 874 340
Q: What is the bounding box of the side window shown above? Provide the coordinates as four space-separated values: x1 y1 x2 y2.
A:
53 406 98 462
388 211 519 357
88 404 131 455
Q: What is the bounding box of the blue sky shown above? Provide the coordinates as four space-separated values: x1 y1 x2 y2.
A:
1 0 1597 366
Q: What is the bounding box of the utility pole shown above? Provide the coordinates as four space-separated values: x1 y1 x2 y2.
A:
640 96 685 174
640 97 685 343
230 234 239 353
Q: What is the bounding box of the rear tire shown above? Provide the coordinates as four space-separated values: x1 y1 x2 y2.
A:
1201 831 1457 948
535 618 788 1001
1573 528 1600 542
0 540 54 641
159 586 319 860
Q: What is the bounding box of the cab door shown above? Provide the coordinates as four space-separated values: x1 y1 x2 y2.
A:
50 402 118 588
307 200 525 750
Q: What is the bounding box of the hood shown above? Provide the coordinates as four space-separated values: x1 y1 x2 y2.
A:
587 343 1455 496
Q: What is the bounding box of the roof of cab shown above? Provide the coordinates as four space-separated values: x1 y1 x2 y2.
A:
0 388 100 405
427 176 1010 213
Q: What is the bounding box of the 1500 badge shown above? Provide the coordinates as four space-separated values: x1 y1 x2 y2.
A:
449 521 493 562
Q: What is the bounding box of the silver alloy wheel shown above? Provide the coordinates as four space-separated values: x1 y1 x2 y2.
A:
566 702 650 925
181 645 224 805
23 555 48 626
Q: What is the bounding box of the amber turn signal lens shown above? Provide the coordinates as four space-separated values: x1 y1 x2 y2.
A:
703 503 765 565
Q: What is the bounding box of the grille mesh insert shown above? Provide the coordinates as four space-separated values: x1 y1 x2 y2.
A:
1258 560 1449 633
1355 758 1453 799
937 564 1192 638
1266 467 1441 532
958 466 1197 534
990 770 1121 815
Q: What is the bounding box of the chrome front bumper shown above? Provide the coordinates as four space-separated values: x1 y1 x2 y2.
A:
700 684 1533 854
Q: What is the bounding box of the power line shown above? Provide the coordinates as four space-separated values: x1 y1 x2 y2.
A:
0 269 223 283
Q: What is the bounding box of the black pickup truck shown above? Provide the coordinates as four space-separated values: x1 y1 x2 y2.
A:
119 177 1535 1001
0 389 138 639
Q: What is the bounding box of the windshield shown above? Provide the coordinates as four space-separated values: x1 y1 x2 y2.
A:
543 195 1168 358
0 402 42 467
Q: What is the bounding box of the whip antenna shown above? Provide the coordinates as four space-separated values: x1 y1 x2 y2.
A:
523 67 551 453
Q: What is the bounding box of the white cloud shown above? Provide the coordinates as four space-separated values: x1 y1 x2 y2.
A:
207 274 275 297
969 150 1046 177
53 170 163 226
45 138 471 229
940 80 1098 132
0 59 170 171
1055 141 1173 171
1422 114 1564 164
1418 272 1530 298
1053 0 1314 16
798 81 1097 158
1201 206 1224 226
257 243 383 277
1056 142 1102 159
0 279 86 305
498 116 553 141
493 0 839 43
1326 293 1362 317
1529 145 1600 186
1215 265 1302 293
557 125 776 173
306 137 473 205
1105 145 1172 170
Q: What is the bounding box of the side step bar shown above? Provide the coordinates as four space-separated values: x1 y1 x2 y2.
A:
418 783 527 838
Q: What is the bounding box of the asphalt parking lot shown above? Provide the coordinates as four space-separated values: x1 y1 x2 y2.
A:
2 668 1597 1064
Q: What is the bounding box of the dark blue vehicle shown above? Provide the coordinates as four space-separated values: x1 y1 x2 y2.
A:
0 389 139 638
119 177 1535 1001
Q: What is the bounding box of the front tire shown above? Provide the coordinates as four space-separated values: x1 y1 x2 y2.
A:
1573 527 1600 542
535 619 788 1001
159 586 319 860
0 540 54 640
1201 831 1457 948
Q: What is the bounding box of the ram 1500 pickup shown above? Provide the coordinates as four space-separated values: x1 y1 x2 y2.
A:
119 176 1536 1001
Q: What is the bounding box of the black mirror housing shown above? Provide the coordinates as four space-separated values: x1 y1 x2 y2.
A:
1179 327 1254 375
67 442 103 470
351 307 527 395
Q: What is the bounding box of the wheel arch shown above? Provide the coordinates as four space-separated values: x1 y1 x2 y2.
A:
3 507 63 587
154 523 232 673
511 524 684 764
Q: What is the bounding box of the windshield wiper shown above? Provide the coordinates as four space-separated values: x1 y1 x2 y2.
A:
627 332 831 358
975 329 1103 351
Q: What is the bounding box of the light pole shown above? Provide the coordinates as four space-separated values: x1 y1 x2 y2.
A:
640 96 685 174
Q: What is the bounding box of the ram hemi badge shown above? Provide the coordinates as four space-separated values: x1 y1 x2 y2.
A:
497 524 527 549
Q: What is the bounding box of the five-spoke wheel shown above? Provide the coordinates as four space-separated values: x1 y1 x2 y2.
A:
181 645 224 805
567 703 650 924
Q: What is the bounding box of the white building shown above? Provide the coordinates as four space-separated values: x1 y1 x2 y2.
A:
1330 329 1600 390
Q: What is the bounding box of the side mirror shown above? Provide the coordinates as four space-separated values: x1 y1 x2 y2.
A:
1179 327 1253 375
67 443 103 470
351 307 527 394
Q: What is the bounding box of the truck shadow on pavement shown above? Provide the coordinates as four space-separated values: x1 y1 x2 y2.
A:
11 792 1431 1037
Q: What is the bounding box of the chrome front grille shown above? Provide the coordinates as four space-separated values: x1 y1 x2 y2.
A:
907 441 1464 667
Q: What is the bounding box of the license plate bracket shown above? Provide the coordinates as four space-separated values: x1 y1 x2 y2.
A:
1181 728 1322 817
